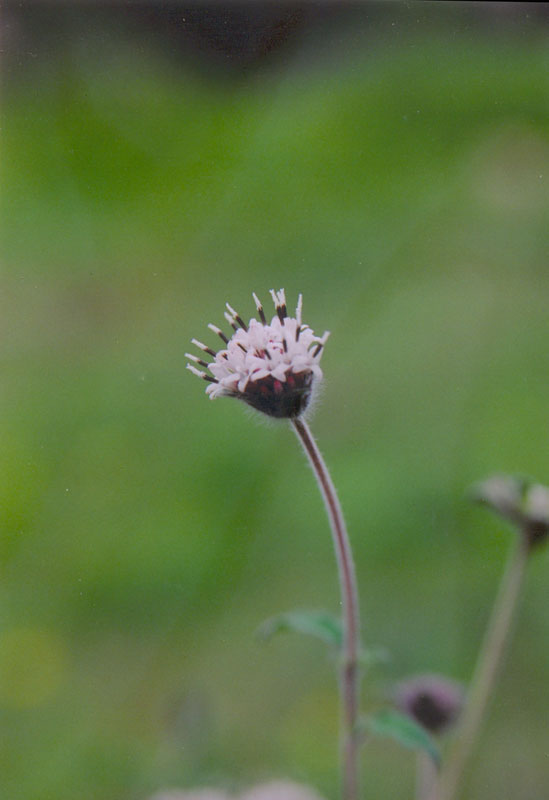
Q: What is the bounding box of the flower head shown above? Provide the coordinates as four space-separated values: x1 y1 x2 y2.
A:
471 474 549 551
186 290 329 419
394 674 465 734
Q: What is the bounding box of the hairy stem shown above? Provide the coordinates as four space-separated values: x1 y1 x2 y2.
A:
432 536 528 800
291 417 361 800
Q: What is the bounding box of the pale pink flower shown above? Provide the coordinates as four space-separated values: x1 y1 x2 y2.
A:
187 290 329 418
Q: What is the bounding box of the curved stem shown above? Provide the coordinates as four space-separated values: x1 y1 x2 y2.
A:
291 417 361 800
432 536 528 800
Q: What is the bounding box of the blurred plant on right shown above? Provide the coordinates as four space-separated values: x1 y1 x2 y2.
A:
388 475 549 800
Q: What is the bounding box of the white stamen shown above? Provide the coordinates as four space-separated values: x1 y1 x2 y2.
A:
185 353 203 364
186 364 206 378
208 323 225 337
296 294 303 325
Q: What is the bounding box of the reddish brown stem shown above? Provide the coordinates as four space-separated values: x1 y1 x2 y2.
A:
292 417 361 800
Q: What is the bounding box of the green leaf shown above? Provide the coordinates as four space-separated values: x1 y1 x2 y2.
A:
257 610 343 648
358 644 390 669
361 709 441 765
257 611 389 672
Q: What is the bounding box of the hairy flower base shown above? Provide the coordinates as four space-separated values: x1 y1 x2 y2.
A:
229 370 314 418
186 290 328 419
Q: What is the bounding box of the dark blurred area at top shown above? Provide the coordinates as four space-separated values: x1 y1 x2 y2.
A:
3 2 549 82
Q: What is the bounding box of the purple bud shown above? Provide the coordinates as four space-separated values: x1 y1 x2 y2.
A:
394 674 465 734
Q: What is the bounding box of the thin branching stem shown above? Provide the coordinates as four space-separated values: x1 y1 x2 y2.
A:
432 536 529 800
291 417 361 800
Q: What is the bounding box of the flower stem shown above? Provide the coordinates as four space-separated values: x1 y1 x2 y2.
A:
291 417 361 800
416 752 437 800
432 536 529 800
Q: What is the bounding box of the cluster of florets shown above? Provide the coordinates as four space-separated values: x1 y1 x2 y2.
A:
186 290 329 419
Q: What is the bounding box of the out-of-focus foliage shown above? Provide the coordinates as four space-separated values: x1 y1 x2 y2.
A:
361 709 440 766
1 5 548 799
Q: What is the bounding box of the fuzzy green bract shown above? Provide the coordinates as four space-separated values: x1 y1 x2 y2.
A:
362 709 441 766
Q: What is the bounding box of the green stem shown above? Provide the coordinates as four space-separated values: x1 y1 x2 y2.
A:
433 536 528 800
291 417 361 800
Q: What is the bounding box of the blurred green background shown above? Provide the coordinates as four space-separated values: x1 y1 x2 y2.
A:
2 3 549 799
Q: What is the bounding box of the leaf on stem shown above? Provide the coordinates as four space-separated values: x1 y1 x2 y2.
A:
257 610 389 670
257 610 343 648
360 709 441 766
